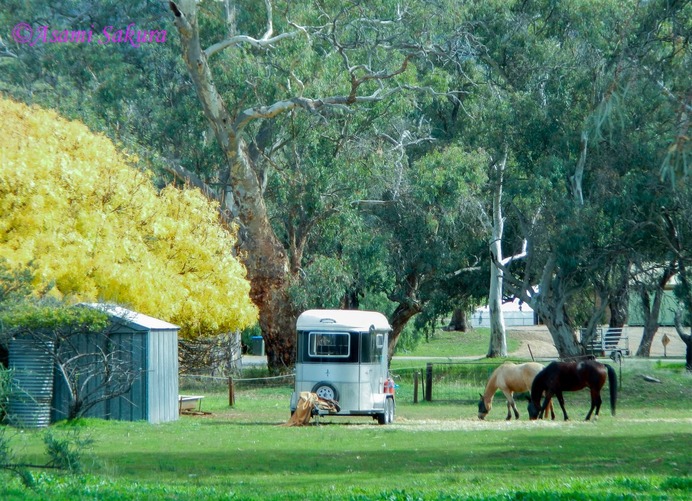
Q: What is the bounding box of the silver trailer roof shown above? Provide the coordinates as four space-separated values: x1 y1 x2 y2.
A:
296 309 391 332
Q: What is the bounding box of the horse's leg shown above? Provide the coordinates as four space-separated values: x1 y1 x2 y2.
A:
555 392 569 421
585 388 603 421
502 390 516 420
508 392 520 420
540 392 555 420
538 391 554 420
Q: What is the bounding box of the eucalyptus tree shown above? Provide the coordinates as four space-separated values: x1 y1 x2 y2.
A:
365 144 487 359
468 0 690 358
168 0 449 370
620 173 682 357
284 135 488 360
659 184 692 369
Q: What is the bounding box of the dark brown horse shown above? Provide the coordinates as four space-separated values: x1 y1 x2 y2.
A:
527 360 617 421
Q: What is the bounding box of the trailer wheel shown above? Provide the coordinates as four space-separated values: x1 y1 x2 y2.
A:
312 382 339 401
377 398 395 425
386 397 395 423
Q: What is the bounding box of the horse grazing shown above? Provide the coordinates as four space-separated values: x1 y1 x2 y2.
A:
528 360 617 421
478 362 554 420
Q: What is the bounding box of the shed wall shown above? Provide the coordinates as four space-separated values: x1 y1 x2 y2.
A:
8 339 54 428
51 332 109 422
103 330 148 422
51 326 178 424
146 328 179 423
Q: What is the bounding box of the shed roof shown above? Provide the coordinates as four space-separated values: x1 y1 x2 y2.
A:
83 303 180 331
296 309 391 332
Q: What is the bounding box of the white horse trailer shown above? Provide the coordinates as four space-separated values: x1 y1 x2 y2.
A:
290 309 395 424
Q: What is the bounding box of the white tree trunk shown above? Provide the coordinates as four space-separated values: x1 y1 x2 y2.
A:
488 255 507 357
487 151 508 357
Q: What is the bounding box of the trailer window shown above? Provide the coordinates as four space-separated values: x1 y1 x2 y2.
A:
309 332 350 358
361 332 385 363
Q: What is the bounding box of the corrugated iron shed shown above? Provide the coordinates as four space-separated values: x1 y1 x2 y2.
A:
50 304 180 424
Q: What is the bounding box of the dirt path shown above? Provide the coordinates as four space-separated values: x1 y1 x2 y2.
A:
508 325 688 359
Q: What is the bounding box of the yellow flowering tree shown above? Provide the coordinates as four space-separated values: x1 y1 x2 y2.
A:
0 97 257 337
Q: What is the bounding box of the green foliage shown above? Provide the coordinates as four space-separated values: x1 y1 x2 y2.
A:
43 429 93 474
0 301 108 340
0 427 92 490
0 366 12 419
0 426 12 466
287 256 352 311
391 322 424 354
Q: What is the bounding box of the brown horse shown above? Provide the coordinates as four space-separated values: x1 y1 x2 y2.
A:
478 362 554 420
527 360 617 421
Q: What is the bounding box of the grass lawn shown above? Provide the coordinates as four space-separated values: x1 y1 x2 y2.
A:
2 358 691 500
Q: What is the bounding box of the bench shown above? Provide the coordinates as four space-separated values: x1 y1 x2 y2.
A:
582 327 630 357
178 395 204 414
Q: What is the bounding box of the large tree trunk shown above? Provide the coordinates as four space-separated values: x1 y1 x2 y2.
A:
388 301 422 362
675 260 692 371
447 308 469 332
608 274 629 328
539 310 583 359
170 1 413 371
636 263 676 357
674 312 692 372
682 334 692 372
636 289 663 357
387 272 422 361
497 252 584 359
171 2 296 371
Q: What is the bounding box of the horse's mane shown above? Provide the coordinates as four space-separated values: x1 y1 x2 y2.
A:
529 362 552 402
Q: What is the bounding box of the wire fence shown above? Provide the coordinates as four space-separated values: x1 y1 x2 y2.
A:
178 361 508 406
390 362 500 404
179 373 294 394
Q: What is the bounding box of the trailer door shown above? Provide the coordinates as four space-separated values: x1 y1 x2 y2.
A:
359 330 386 408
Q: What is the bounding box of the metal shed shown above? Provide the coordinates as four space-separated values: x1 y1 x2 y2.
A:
51 304 180 424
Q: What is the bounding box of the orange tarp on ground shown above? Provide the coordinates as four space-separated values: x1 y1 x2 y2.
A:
283 392 339 426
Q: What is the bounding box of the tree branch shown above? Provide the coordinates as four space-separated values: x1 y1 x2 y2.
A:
674 310 691 343
205 32 300 59
233 90 397 131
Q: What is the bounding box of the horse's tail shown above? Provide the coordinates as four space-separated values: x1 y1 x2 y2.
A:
606 364 617 416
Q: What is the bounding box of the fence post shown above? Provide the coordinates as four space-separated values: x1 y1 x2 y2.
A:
413 370 419 404
228 376 235 407
425 363 433 402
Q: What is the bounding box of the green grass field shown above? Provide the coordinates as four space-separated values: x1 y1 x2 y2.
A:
395 327 521 358
1 330 691 500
